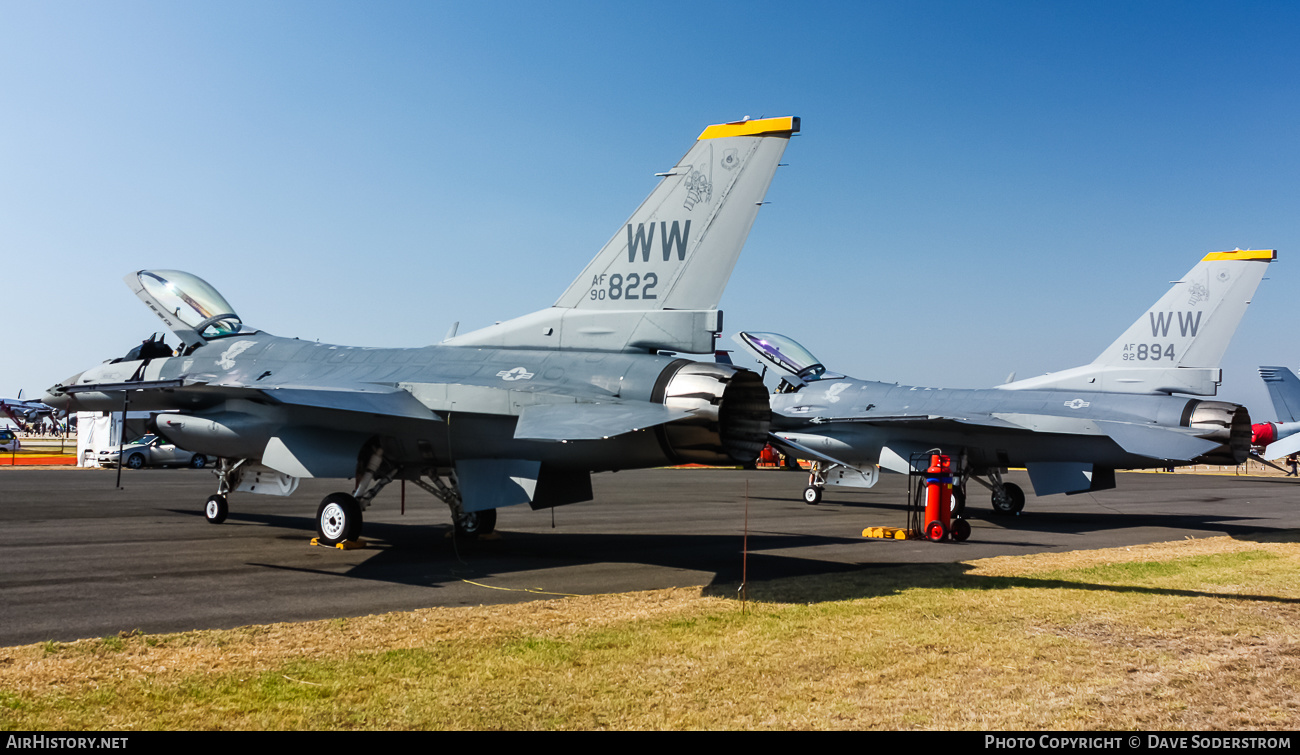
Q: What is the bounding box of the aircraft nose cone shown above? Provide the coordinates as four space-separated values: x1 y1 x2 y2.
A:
42 372 82 410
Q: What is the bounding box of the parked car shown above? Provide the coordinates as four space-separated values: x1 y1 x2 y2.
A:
97 435 212 469
0 429 20 452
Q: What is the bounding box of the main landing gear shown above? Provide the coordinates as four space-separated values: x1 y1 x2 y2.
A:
966 467 1026 515
918 453 1027 517
972 465 1029 517
202 449 501 545
314 447 501 545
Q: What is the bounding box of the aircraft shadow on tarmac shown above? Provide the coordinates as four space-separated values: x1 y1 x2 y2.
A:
707 558 1300 607
742 495 1280 542
170 507 866 587
248 517 868 589
172 506 1300 608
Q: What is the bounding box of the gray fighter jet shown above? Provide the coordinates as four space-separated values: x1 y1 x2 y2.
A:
43 116 799 543
735 249 1274 517
0 390 60 432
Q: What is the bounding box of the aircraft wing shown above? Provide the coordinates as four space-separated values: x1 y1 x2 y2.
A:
804 413 1027 431
793 412 1221 461
63 378 444 422
62 372 717 443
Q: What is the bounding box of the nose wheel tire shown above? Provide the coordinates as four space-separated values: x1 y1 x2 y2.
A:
317 493 363 545
204 494 228 524
803 486 823 505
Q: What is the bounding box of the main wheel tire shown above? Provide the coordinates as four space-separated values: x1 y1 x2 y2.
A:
204 494 228 525
190 454 207 469
925 519 948 542
454 508 497 539
950 518 972 542
317 493 363 545
803 486 823 505
125 453 145 469
991 482 1026 515
951 488 967 516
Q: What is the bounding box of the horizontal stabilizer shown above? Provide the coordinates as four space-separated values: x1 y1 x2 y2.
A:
513 401 694 441
1099 422 1221 461
1263 432 1300 461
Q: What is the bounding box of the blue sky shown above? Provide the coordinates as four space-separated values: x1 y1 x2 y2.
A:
3 1 1297 418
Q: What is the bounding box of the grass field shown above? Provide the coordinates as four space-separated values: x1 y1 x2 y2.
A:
3 532 1298 730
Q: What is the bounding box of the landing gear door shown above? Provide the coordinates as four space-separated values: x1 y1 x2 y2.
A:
825 464 879 489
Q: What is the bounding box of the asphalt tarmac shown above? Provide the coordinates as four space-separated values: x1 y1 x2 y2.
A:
2 466 1298 646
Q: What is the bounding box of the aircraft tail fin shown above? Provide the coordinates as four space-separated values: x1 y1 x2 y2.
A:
1001 249 1275 395
1259 366 1300 423
446 117 799 353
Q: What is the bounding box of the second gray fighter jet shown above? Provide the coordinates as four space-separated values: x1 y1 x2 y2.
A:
736 249 1274 516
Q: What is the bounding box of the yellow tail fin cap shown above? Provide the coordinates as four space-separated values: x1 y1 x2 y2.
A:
1202 249 1276 262
698 116 800 140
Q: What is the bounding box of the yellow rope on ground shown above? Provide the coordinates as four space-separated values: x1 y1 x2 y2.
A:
459 579 585 597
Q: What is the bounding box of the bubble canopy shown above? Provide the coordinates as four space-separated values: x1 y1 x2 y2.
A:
135 270 244 340
736 331 831 381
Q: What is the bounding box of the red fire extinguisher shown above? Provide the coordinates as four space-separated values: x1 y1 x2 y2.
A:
924 454 952 541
